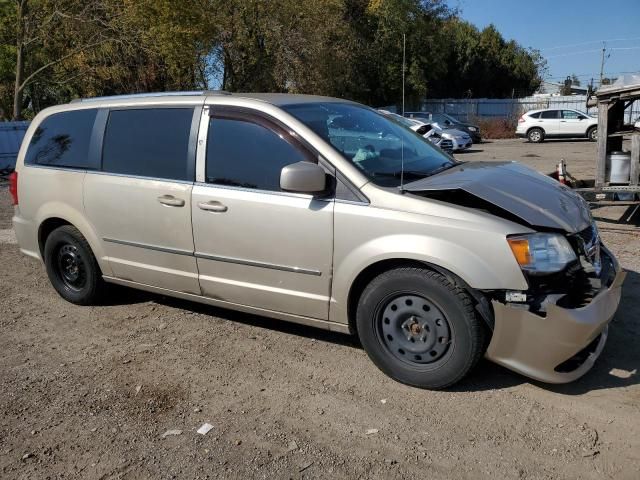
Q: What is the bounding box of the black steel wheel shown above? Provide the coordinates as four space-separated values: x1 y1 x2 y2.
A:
377 294 452 366
44 225 104 305
56 244 87 292
356 267 486 389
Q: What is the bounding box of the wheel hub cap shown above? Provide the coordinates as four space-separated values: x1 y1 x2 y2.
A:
379 294 451 365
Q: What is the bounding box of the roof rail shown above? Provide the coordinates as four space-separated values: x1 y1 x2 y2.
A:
70 90 232 103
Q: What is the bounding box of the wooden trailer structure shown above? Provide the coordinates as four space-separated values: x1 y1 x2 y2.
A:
583 76 640 201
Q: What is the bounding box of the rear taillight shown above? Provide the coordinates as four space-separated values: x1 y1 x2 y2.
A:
9 171 18 205
518 116 526 123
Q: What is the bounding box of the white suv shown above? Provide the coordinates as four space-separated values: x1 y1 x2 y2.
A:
516 109 598 143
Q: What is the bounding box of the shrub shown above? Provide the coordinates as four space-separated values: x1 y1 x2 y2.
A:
471 117 517 140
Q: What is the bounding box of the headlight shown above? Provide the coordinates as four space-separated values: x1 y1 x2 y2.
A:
507 233 577 274
467 126 477 132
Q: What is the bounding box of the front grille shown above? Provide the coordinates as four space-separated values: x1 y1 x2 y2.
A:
574 224 599 260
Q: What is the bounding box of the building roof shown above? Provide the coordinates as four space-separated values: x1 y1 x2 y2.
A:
596 74 640 100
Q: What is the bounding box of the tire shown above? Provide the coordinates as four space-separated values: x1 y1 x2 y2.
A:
587 126 597 142
356 268 486 389
527 128 544 143
44 225 104 305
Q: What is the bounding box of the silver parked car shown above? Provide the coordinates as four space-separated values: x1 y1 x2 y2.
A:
10 92 624 389
378 111 454 154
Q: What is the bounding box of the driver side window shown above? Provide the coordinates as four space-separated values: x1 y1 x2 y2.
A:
562 110 580 120
206 114 314 191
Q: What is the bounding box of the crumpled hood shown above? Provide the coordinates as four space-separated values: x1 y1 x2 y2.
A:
404 161 592 233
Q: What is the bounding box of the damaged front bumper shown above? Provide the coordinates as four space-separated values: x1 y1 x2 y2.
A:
485 248 626 384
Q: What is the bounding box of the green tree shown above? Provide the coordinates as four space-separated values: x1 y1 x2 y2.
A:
436 20 544 99
0 0 547 117
3 0 127 119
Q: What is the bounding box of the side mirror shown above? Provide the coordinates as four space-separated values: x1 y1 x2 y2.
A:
280 161 326 194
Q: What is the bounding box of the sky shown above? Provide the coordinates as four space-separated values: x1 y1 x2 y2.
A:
450 0 640 87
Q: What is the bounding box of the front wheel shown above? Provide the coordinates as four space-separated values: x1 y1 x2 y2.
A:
44 225 104 305
356 268 486 389
587 126 597 142
527 128 544 143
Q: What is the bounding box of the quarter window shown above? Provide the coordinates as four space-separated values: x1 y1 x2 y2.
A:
206 116 312 191
25 109 98 168
540 110 559 119
102 108 194 181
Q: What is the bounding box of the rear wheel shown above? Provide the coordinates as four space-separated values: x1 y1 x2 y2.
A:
44 225 104 305
356 268 486 389
587 126 597 141
527 128 544 143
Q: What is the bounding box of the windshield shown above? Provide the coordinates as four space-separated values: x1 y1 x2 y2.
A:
383 112 422 128
433 113 460 124
283 102 455 187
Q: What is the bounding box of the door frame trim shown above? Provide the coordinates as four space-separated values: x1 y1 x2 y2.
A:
103 236 322 276
103 237 193 256
195 252 322 276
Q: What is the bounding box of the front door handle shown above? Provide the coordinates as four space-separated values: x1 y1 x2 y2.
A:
198 200 228 213
157 195 185 207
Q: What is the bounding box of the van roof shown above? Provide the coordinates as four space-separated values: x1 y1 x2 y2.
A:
71 91 351 107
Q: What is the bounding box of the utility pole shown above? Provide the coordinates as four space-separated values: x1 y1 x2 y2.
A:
402 33 406 116
599 42 606 86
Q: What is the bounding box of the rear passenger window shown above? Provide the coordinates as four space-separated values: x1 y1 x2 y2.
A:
102 108 193 181
540 110 559 119
206 116 312 191
26 109 98 168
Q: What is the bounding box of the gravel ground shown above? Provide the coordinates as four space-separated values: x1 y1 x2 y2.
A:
1 141 639 479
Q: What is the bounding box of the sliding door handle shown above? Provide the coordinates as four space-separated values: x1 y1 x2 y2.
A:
157 195 185 207
198 201 228 213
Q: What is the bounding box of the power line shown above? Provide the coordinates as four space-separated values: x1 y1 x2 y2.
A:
540 36 640 51
610 46 640 51
544 49 602 59
543 45 640 59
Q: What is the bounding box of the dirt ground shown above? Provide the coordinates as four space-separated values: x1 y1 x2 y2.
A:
1 139 639 480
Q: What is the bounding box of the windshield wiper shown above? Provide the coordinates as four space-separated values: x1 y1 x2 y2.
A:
425 161 459 177
371 170 432 178
372 162 459 180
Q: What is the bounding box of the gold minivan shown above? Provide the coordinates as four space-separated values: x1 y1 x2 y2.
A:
10 92 625 388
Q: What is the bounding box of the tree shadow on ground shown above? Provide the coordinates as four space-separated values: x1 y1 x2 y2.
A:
104 283 361 349
523 138 594 144
456 148 483 154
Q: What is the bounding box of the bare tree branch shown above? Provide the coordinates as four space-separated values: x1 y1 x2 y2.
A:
18 37 115 92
